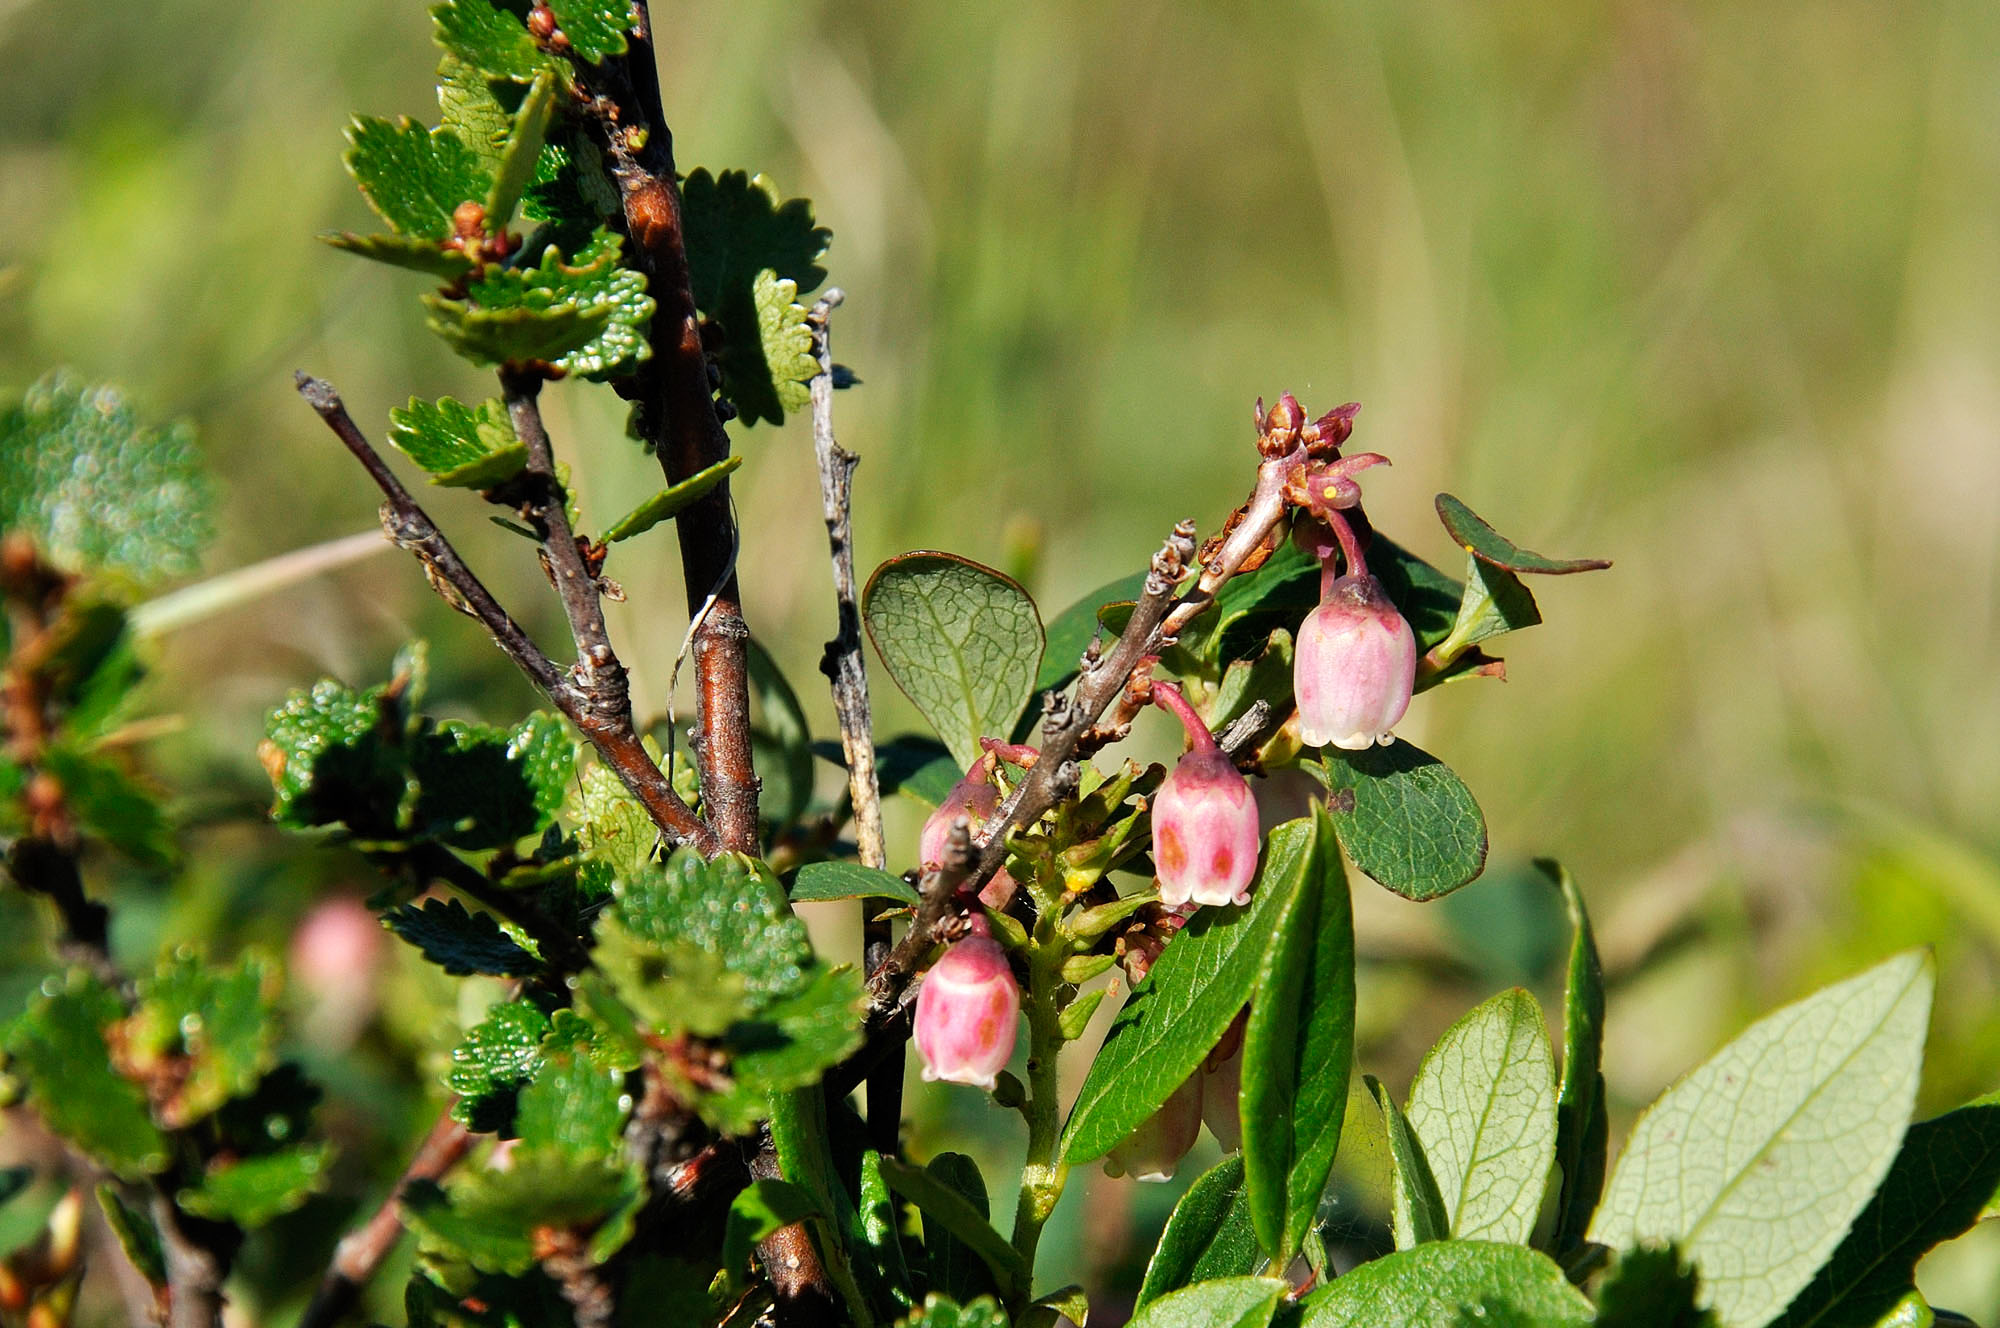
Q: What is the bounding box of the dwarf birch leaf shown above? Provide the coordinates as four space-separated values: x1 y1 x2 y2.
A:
384 898 539 976
431 0 551 83
1589 951 1934 1328
546 0 631 61
1772 1093 2000 1328
1241 806 1354 1264
1136 1155 1263 1307
1546 859 1608 1260
728 268 819 425
344 116 490 239
863 553 1044 770
789 861 920 907
1128 1277 1289 1328
319 231 477 279
177 1144 332 1228
1367 1074 1448 1249
1297 1241 1593 1327
599 456 742 542
1435 494 1611 575
898 1296 1009 1328
4 972 169 1180
445 999 550 1132
388 396 527 487
1317 740 1487 900
1404 988 1557 1246
515 1043 627 1159
1061 820 1310 1165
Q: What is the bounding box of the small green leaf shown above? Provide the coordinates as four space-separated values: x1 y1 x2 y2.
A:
700 965 866 1134
790 861 920 907
600 455 743 542
680 169 830 425
411 714 576 849
1428 554 1540 669
897 1295 1009 1328
384 898 539 976
1061 820 1311 1165
1316 741 1487 900
610 849 810 1002
178 1144 332 1228
6 973 168 1179
344 116 490 239
423 228 652 376
568 761 657 886
405 1152 638 1275
514 1037 627 1159
39 743 173 869
1434 494 1611 576
1546 859 1608 1261
1058 988 1107 1041
319 231 478 280
864 552 1045 770
423 296 610 366
95 1184 165 1287
1772 1093 2000 1328
0 373 212 584
1404 988 1556 1245
546 0 631 61
591 920 753 1037
126 950 281 1127
1128 1277 1289 1328
1136 1155 1263 1307
388 396 527 488
262 675 412 838
1367 1074 1448 1249
920 1153 998 1307
1595 1244 1719 1328
878 1158 1026 1306
1298 1241 1593 1326
722 1179 820 1293
1241 806 1353 1265
1589 952 1934 1328
431 0 551 83
445 998 550 1132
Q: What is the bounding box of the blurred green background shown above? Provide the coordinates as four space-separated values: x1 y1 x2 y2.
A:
4 0 2000 1319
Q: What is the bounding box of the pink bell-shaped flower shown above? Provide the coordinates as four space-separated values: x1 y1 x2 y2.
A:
1149 683 1261 909
1200 1011 1248 1153
913 917 1020 1090
920 747 1030 908
1295 572 1417 750
1103 1069 1203 1182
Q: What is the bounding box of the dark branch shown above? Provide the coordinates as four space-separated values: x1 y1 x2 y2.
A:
298 1110 473 1328
294 373 720 857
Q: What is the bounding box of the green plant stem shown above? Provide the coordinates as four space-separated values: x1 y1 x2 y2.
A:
1008 912 1072 1310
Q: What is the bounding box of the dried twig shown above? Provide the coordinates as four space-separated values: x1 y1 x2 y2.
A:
152 1191 227 1328
293 373 720 857
297 1110 474 1328
865 823 975 1016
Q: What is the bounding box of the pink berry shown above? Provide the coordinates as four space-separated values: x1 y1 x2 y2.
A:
1150 683 1261 910
1294 573 1417 750
913 923 1020 1090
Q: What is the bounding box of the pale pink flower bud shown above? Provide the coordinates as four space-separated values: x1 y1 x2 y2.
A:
1295 573 1417 750
1104 1069 1203 1182
920 753 1018 907
1150 683 1261 910
914 921 1020 1090
1200 1011 1248 1152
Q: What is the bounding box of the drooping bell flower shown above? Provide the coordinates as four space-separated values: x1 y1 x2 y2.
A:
1103 1069 1203 1182
1149 682 1261 909
1200 1010 1248 1153
1295 571 1417 750
913 917 1020 1090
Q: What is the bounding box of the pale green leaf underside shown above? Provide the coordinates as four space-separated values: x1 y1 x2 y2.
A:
1126 1276 1289 1328
863 553 1043 770
1588 951 1934 1328
1298 1241 1592 1327
1405 986 1556 1245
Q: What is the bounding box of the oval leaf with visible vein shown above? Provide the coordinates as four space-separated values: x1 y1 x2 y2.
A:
1136 1156 1263 1307
1435 493 1612 575
1127 1276 1289 1328
1318 741 1487 900
1404 987 1556 1246
1060 820 1313 1166
1366 1074 1447 1249
1298 1241 1592 1328
1588 951 1934 1328
1241 806 1354 1264
863 552 1044 769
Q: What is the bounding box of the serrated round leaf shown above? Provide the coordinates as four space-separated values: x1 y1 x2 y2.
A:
1299 1242 1592 1327
1062 820 1313 1166
864 552 1044 770
178 1144 332 1228
1435 493 1611 575
610 848 810 1002
1404 987 1556 1245
1588 951 1934 1328
386 898 539 976
432 0 552 82
546 0 631 61
387 396 526 488
1318 740 1487 900
343 116 490 240
4 973 168 1180
1127 1276 1288 1328
897 1295 1009 1328
514 1045 627 1159
1136 1155 1263 1306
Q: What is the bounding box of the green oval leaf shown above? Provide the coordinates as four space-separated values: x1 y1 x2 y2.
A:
1588 951 1935 1328
1317 741 1487 900
600 455 742 542
1061 819 1313 1165
1435 493 1611 575
1241 806 1354 1264
1404 987 1556 1245
1298 1241 1592 1327
863 552 1044 769
1366 1073 1447 1249
1136 1155 1263 1307
789 861 920 907
1128 1276 1289 1328
1545 859 1608 1261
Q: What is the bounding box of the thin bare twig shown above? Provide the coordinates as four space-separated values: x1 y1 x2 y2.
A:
293 373 720 857
865 823 975 1016
151 1191 226 1328
297 1110 473 1328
